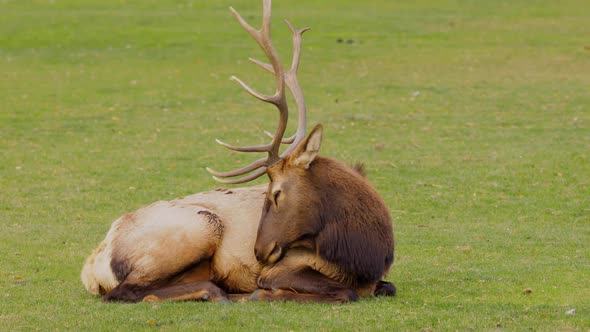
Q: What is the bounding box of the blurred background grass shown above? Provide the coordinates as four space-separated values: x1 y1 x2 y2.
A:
1 0 589 330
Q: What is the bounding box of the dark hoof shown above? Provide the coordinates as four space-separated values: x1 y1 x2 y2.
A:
341 289 359 302
374 280 396 297
250 289 263 301
328 289 359 303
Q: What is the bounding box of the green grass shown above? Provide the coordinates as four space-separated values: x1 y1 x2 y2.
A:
1 0 589 330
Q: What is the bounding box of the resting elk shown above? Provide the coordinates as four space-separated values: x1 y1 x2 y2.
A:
81 0 396 303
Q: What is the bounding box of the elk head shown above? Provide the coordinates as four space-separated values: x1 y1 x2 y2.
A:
254 124 394 277
255 124 324 264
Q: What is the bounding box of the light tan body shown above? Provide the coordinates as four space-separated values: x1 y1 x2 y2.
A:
82 185 267 296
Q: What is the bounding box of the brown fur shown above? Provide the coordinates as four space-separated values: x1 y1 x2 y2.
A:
308 157 393 285
254 125 394 299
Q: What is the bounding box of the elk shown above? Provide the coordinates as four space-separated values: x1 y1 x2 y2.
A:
81 0 396 303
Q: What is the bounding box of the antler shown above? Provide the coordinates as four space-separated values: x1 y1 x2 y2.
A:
206 0 309 184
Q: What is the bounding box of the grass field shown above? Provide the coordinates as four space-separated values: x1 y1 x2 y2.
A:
1 0 589 330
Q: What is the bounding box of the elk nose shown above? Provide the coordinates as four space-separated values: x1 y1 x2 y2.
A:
254 242 281 264
266 244 283 264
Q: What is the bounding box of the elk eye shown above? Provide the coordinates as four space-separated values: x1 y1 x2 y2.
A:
272 190 282 207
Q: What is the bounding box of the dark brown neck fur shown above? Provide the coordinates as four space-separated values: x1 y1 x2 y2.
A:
307 156 394 286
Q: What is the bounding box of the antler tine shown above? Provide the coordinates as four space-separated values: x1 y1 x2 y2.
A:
285 20 310 74
229 75 278 105
214 138 274 153
212 167 269 185
206 157 267 178
263 130 296 144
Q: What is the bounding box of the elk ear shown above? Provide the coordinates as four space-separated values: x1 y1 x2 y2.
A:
292 124 323 169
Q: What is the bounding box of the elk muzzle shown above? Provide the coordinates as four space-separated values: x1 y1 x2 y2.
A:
254 241 284 265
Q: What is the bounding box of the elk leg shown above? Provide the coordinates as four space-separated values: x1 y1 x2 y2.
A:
103 280 229 303
253 267 358 303
141 281 230 303
103 260 229 303
103 281 151 303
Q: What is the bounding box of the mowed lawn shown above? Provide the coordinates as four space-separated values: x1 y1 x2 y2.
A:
1 0 589 330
